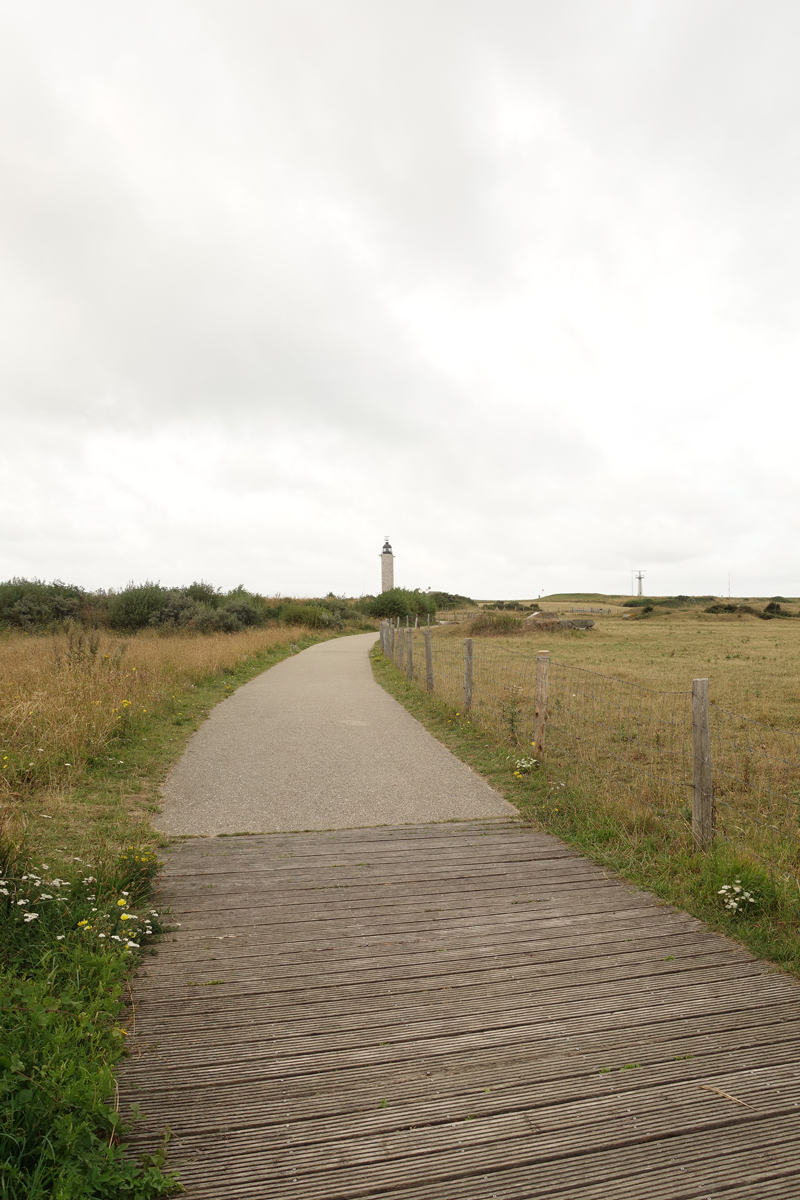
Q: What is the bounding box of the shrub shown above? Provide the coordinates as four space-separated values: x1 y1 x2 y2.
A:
279 602 332 629
189 599 263 633
185 580 222 608
468 612 526 636
146 591 202 628
0 579 84 630
366 588 436 620
705 603 773 619
427 591 475 608
218 598 262 628
108 584 267 634
762 601 796 617
107 584 168 630
315 597 365 623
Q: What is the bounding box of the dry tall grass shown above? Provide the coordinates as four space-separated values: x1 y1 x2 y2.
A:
0 625 312 797
440 607 800 729
394 613 800 877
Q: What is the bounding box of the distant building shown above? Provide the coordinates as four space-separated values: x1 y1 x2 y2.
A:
381 538 394 592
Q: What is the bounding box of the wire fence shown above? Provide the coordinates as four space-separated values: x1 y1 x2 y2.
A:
380 622 800 880
545 659 693 833
434 609 483 623
709 705 800 878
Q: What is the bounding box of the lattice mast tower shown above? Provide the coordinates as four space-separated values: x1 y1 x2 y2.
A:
380 537 394 592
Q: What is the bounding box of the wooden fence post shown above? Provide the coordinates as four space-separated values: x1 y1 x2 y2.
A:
463 638 473 712
388 624 394 658
406 629 413 679
532 651 550 759
397 627 405 672
423 627 434 693
692 678 714 851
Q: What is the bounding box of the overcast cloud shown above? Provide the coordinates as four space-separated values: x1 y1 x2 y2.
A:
2 0 799 598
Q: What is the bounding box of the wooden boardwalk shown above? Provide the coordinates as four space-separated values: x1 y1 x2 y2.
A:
119 821 800 1199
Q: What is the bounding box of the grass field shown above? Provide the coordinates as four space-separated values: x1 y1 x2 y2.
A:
440 604 800 729
392 605 800 884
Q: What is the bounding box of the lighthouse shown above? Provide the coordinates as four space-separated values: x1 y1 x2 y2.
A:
380 537 394 592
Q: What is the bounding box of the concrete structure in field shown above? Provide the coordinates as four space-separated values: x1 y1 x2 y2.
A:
380 537 394 592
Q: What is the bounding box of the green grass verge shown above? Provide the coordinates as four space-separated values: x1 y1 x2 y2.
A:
0 850 177 1200
1 632 332 1200
371 646 800 977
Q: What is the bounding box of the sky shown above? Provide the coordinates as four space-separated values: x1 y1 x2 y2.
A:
2 0 799 600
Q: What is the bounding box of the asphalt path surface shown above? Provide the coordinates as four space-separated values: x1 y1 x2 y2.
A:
157 632 516 835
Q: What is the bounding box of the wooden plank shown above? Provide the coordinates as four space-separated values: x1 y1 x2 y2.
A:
125 1042 800 1139
133 1103 800 1200
135 962 774 1044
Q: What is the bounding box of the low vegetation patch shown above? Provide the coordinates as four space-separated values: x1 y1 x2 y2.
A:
467 612 528 637
426 591 475 609
480 601 538 612
623 595 714 609
371 646 800 978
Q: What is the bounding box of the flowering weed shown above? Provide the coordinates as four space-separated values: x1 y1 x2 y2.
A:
718 879 757 914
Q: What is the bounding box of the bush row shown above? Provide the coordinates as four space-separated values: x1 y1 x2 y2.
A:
704 602 798 619
0 580 374 634
623 595 716 609
482 601 539 612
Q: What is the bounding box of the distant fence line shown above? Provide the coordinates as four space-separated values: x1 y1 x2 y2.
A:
378 622 800 881
433 606 613 622
434 610 482 623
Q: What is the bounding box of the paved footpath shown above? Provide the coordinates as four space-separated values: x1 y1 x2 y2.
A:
157 632 515 834
119 634 800 1199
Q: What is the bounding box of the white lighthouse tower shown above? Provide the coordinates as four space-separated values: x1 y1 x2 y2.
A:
380 537 394 592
